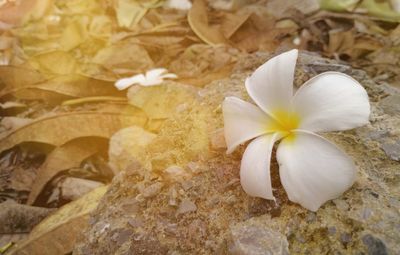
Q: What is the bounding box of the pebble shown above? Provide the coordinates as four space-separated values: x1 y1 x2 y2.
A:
164 165 191 181
176 199 197 215
229 223 289 255
210 128 226 149
141 182 163 198
381 141 400 161
362 234 388 255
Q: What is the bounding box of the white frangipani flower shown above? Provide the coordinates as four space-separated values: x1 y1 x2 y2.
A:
222 49 370 211
115 68 177 90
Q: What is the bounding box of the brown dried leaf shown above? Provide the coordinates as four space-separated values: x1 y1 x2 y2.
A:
31 51 78 75
0 110 147 154
0 75 123 100
92 43 154 72
221 11 251 39
188 0 229 45
27 137 108 205
8 185 108 255
0 66 45 89
0 201 54 233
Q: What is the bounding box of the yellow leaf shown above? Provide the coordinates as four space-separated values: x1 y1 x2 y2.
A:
115 0 148 28
92 43 154 71
9 185 108 255
60 20 88 51
32 51 77 75
188 0 229 45
28 137 108 205
62 96 127 106
0 109 147 154
0 74 124 101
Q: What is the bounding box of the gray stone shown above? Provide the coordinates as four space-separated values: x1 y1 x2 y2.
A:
381 141 400 161
380 95 400 116
176 199 197 215
362 234 388 255
141 182 163 198
228 221 289 255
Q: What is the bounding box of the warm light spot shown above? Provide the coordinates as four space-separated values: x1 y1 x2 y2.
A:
266 110 300 140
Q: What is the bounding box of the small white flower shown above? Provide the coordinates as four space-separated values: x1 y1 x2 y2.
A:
164 0 192 10
115 68 177 90
223 49 370 211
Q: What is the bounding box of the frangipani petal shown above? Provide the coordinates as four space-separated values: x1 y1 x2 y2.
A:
222 97 275 153
142 68 177 86
115 74 146 90
277 130 356 211
240 133 281 200
146 68 168 80
245 49 298 117
293 72 370 132
160 73 178 79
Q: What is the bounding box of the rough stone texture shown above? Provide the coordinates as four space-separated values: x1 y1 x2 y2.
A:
73 51 400 254
108 126 157 174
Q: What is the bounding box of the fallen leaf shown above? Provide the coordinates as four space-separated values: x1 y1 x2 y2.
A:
92 43 154 72
31 51 78 75
0 110 147 154
60 20 88 51
267 0 320 17
357 0 400 22
0 66 45 89
0 101 26 109
320 0 359 12
1 117 33 131
0 75 123 100
115 0 148 28
188 0 229 45
10 166 36 191
62 96 127 106
0 200 54 233
58 177 104 201
221 11 251 39
8 185 108 255
27 137 108 205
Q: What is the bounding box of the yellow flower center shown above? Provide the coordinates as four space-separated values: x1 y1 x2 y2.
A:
267 110 300 141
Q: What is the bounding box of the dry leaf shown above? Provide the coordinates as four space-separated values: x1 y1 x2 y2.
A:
0 75 123 100
188 0 229 45
221 11 251 39
0 110 147 154
9 185 108 255
60 20 88 51
62 96 127 106
320 0 359 12
1 117 33 131
0 101 26 109
115 0 148 28
0 66 45 89
92 43 154 72
27 137 108 205
58 177 104 201
31 51 78 75
10 166 36 191
0 200 54 233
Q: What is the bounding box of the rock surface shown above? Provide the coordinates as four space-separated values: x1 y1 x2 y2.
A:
73 51 400 254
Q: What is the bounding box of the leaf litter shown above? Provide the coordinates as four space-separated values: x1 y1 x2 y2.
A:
1 0 400 253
